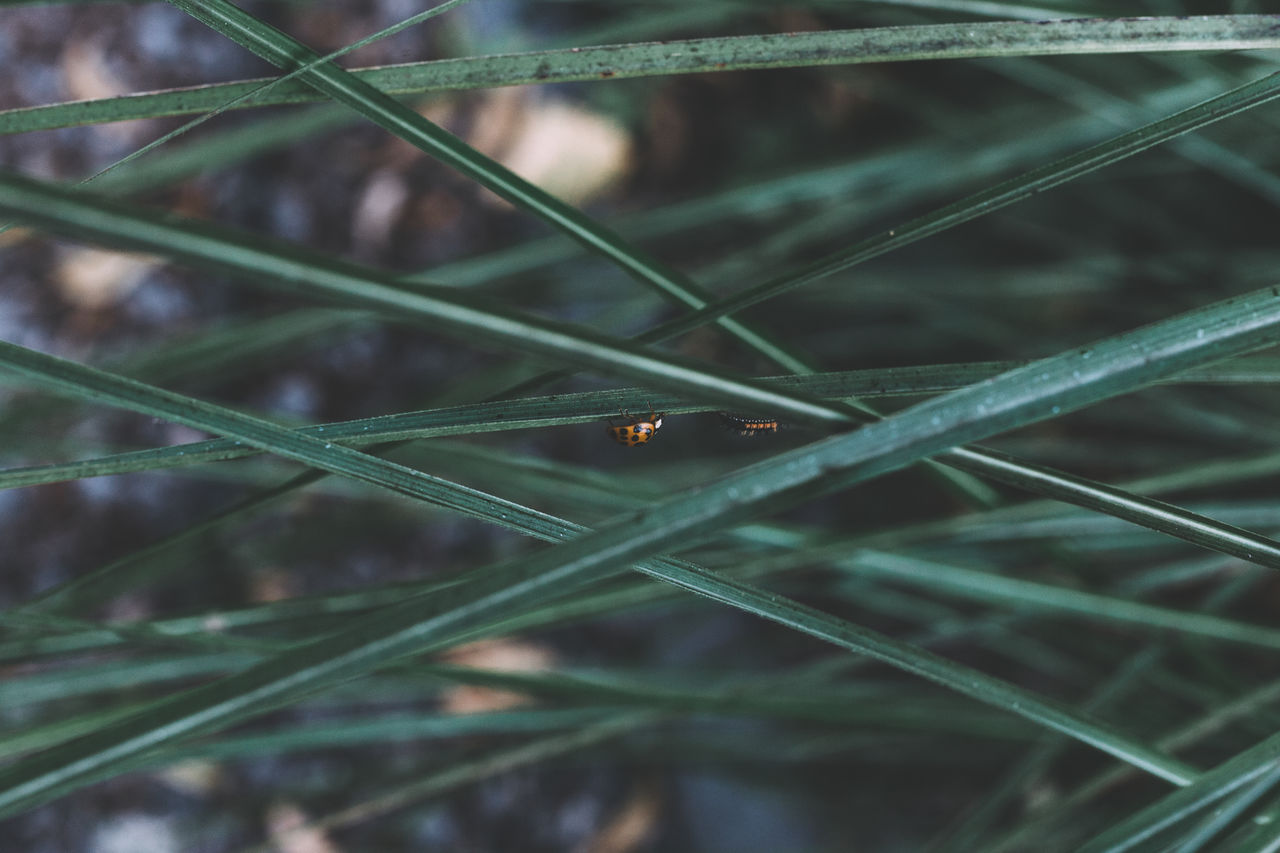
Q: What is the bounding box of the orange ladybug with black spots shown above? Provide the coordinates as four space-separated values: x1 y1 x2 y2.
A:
607 408 665 446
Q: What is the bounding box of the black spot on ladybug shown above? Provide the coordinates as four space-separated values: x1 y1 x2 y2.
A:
606 407 666 446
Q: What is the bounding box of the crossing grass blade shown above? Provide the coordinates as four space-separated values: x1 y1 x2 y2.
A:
163 0 809 373
8 5 1280 845
1078 730 1280 853
10 168 1280 571
983 675 1280 852
633 66 1280 342
5 16 1278 133
841 550 1280 650
9 355 1277 489
239 711 659 851
11 280 1280 814
0 170 846 426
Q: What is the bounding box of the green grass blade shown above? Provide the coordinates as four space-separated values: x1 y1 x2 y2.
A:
10 5 1280 842
6 16 1277 133
8 355 1273 488
85 104 355 194
983 56 1280 209
986 674 1280 852
941 446 1280 572
0 365 927 491
1079 732 1280 853
927 647 1163 853
68 0 476 195
936 568 1268 851
11 468 325 616
638 67 1280 342
413 108 1124 290
1 362 1013 492
9 279 1280 815
1223 795 1280 852
0 169 844 425
0 706 614 765
0 530 1200 815
843 551 1280 650
0 342 588 542
164 0 806 372
8 169 1280 573
0 653 257 706
415 664 1024 733
242 711 657 850
162 708 624 760
1167 762 1280 853
10 358 1280 573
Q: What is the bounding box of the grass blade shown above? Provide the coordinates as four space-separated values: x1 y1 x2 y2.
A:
638 67 1280 341
244 711 657 851
9 280 1280 814
1079 733 1280 853
0 169 844 425
843 550 1280 650
164 0 806 372
8 356 1274 488
7 170 1280 573
6 16 1277 132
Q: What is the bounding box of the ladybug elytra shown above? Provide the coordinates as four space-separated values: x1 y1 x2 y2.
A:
607 407 665 446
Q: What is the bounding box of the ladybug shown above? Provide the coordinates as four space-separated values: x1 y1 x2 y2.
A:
718 412 780 436
607 407 665 446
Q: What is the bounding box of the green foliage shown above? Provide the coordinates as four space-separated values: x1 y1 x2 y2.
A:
3 1 1280 849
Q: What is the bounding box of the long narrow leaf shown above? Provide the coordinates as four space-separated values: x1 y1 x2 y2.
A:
0 170 844 426
843 551 1280 650
636 67 1280 343
1079 732 1280 853
7 357 1276 489
5 16 1277 133
164 0 805 372
8 169 1280 573
9 281 1280 814
0 340 1203 792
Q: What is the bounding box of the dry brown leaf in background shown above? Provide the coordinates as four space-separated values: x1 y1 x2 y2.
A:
468 91 632 207
582 784 662 853
155 760 223 798
265 802 342 853
0 226 33 248
438 681 529 715
440 636 558 671
437 637 557 715
406 186 465 233
61 38 128 104
249 567 299 605
54 248 159 311
418 99 459 131
499 100 631 205
467 87 526 161
61 37 147 145
350 168 411 257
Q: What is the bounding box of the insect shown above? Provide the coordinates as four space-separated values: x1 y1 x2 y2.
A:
718 412 780 436
607 406 665 446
